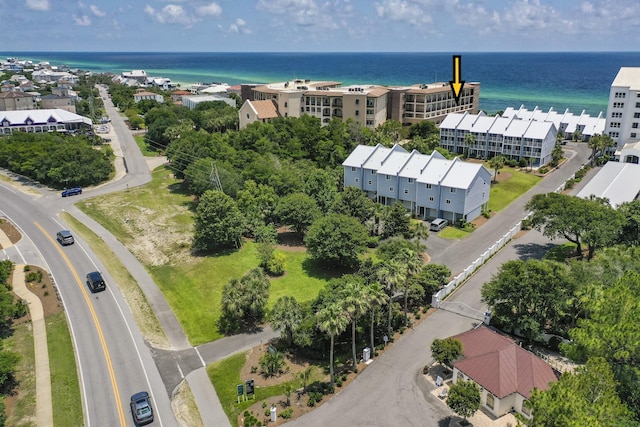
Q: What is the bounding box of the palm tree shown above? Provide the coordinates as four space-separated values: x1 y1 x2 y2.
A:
488 155 505 183
316 303 350 387
366 282 387 355
377 259 406 339
341 280 370 370
296 366 314 394
463 133 476 159
587 133 615 166
270 296 303 346
397 248 423 326
409 220 429 253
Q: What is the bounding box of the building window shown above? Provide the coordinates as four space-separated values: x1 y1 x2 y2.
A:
636 102 640 108
446 199 451 204
634 113 640 118
404 189 409 194
613 102 624 108
408 178 414 183
633 123 639 129
355 178 359 183
371 170 376 175
386 175 391 180
486 394 495 410
246 113 250 119
368 180 372 185
425 183 432 189
429 196 434 202
355 99 360 105
284 102 288 107
389 187 393 192
351 167 356 172
632 133 637 138
355 110 360 116
450 188 456 193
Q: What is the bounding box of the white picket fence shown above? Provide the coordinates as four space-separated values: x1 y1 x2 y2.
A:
431 167 581 308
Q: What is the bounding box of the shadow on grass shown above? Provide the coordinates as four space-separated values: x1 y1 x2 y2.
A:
301 258 354 280
512 241 557 261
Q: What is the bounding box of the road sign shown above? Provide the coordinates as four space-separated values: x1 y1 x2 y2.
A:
237 384 244 403
383 335 389 345
246 379 255 398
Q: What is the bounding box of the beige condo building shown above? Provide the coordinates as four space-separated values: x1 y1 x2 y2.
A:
239 79 479 129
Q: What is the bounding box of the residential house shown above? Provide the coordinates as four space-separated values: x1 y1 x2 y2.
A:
239 100 280 129
0 91 38 111
133 90 165 104
343 144 491 222
181 94 235 110
450 327 559 420
170 90 191 104
0 109 92 135
502 106 605 141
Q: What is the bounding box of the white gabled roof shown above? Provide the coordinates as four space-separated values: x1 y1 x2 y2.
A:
523 121 554 140
440 112 467 129
342 144 380 168
416 157 455 185
398 150 443 178
377 149 413 176
577 162 640 208
361 144 407 171
503 119 530 137
440 160 488 189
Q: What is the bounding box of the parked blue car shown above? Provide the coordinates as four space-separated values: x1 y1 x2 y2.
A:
61 187 82 197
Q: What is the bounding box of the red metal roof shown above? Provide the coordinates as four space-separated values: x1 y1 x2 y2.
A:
452 327 558 399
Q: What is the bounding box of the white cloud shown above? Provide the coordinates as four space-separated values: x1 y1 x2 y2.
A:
90 4 106 17
257 0 348 31
144 3 197 26
229 18 252 34
25 0 50 11
374 0 432 25
196 2 222 17
73 14 91 26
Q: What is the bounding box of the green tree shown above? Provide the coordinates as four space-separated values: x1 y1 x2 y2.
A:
430 337 463 368
587 134 615 166
296 366 314 394
237 180 278 236
481 259 570 341
219 268 270 333
183 157 217 197
276 192 320 236
331 186 377 224
408 120 439 139
304 169 338 215
415 264 451 303
316 303 350 387
377 259 406 338
526 193 624 259
618 199 640 245
488 155 505 183
395 248 423 326
527 357 633 427
381 202 411 239
259 350 286 377
341 279 370 369
550 144 564 167
447 380 481 423
270 296 303 347
365 282 387 356
463 133 478 158
192 190 244 252
305 213 368 268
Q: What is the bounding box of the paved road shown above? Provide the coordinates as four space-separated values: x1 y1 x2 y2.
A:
289 143 592 426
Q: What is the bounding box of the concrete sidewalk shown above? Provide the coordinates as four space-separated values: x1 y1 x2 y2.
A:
12 264 54 427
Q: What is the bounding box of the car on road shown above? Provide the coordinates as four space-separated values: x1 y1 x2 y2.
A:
56 230 74 245
130 391 154 425
429 218 448 232
86 271 106 293
61 187 82 197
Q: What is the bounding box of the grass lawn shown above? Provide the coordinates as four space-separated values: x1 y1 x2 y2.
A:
47 312 83 427
78 167 330 345
543 242 578 262
133 134 158 157
4 323 35 427
488 167 541 213
438 226 473 240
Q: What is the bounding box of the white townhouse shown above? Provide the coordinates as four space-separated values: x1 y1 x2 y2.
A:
133 91 165 104
440 111 557 166
502 106 605 141
604 67 640 158
343 144 491 223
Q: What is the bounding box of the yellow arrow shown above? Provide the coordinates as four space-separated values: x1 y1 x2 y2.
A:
449 55 465 105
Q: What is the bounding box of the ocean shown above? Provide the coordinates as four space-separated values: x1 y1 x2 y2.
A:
3 51 640 116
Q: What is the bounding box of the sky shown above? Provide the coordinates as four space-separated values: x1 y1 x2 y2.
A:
2 0 640 52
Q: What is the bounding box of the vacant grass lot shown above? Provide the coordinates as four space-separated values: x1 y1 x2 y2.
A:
4 323 35 427
488 167 541 213
133 135 158 157
78 167 330 345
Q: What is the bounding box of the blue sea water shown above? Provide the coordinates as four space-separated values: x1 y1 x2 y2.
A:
3 51 640 116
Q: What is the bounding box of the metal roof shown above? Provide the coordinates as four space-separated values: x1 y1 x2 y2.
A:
577 161 640 207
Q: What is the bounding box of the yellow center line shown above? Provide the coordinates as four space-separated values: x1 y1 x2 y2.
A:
35 221 126 427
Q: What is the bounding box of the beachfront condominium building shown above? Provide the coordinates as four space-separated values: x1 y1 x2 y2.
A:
604 67 640 158
239 80 480 129
343 144 491 223
439 111 558 166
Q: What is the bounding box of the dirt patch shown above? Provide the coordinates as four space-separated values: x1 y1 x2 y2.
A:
491 171 513 183
172 379 205 427
0 218 22 246
275 226 305 253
